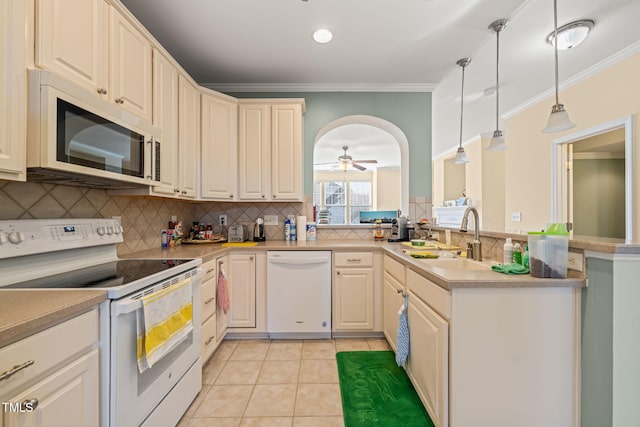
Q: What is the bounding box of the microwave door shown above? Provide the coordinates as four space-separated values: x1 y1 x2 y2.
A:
146 136 161 183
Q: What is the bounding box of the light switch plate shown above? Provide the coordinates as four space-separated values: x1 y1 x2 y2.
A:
264 215 278 226
511 212 521 222
567 251 584 272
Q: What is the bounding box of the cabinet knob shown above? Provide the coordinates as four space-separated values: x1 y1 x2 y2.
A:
174 188 180 193
206 268 215 274
96 87 107 95
229 195 234 198
22 398 38 411
204 297 214 305
273 195 276 198
205 336 215 345
336 271 341 275
249 256 254 261
115 97 124 104
182 190 187 195
262 194 265 198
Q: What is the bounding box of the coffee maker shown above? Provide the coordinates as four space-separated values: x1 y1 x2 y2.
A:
388 215 409 242
253 218 265 242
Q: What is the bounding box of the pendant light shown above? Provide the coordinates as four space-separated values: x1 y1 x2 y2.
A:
453 58 471 164
487 19 508 151
543 0 576 133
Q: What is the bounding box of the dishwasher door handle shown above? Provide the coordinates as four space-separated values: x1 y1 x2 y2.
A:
268 258 329 266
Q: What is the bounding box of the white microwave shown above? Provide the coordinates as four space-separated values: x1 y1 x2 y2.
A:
27 70 161 188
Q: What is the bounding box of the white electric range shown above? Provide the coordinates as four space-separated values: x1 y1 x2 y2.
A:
0 218 203 427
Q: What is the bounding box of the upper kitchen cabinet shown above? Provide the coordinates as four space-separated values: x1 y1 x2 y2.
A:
201 88 238 200
238 100 305 202
0 0 27 181
36 0 108 98
151 49 179 196
109 7 152 122
36 0 152 122
177 74 200 199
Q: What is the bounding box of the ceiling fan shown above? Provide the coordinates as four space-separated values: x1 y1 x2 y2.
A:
315 146 378 171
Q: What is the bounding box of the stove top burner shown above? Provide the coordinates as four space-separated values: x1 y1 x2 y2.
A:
4 259 193 290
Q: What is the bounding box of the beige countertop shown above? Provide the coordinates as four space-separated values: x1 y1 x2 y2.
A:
0 290 107 349
124 239 585 291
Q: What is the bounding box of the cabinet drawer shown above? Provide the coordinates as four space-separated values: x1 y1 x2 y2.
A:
201 259 217 283
202 278 217 322
384 255 406 283
407 269 450 320
334 252 373 267
0 309 99 396
201 314 217 364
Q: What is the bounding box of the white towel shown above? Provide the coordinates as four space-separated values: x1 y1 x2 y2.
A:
396 294 410 367
136 278 193 373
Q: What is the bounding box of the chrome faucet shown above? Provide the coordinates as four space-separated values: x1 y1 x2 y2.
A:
459 207 482 261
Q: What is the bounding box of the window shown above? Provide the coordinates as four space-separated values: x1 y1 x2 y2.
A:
314 178 372 225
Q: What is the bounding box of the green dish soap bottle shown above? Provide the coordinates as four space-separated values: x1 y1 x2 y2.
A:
523 245 530 269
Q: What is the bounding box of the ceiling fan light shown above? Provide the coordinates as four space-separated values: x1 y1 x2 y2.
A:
453 147 470 164
543 104 576 133
487 130 508 151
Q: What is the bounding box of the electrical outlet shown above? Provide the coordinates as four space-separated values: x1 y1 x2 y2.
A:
511 212 521 222
567 251 584 272
218 214 227 226
264 215 278 226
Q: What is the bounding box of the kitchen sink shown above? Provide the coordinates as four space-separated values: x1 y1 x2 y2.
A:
409 254 497 271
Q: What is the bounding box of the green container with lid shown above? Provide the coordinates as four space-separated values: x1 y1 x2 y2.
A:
527 223 569 278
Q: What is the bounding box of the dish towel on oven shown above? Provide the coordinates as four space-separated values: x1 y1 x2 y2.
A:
136 277 193 373
217 265 230 314
396 293 410 367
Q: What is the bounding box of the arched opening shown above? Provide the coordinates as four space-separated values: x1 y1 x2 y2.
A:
313 115 409 225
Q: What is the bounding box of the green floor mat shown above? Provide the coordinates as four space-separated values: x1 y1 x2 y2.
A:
336 351 434 427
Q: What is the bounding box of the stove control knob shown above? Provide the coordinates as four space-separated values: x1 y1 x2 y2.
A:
96 227 106 236
8 232 24 244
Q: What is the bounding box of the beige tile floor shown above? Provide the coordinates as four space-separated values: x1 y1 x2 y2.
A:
178 337 392 427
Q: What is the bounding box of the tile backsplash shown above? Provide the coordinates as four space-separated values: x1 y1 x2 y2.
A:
0 181 432 254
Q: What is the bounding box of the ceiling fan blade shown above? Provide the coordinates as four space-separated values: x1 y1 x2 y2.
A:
352 163 367 171
313 162 339 165
353 159 378 163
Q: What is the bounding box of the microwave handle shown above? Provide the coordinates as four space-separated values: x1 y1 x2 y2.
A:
146 137 159 181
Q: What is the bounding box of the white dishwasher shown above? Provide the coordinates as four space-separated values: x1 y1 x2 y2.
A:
267 251 332 339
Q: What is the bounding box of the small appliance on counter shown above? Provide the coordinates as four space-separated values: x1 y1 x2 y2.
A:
253 218 266 242
388 215 410 242
228 225 247 242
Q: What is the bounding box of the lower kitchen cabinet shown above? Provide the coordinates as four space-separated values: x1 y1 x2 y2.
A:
407 289 448 427
383 253 580 427
215 256 229 345
227 253 256 328
200 258 218 363
0 309 100 427
382 271 404 351
333 251 383 332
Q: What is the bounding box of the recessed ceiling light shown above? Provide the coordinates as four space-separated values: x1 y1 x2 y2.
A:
546 19 594 50
313 29 333 44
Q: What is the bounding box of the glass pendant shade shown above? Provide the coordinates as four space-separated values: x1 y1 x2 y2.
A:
453 147 470 164
487 130 508 151
543 103 576 133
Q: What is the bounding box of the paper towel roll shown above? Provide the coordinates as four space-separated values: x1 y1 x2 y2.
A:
296 216 307 241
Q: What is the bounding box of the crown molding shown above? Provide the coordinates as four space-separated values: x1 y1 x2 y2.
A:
200 82 436 93
503 40 640 119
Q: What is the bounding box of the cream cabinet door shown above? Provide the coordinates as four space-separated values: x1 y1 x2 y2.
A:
271 104 303 201
238 104 270 201
407 290 449 427
333 267 374 330
383 272 404 350
201 91 238 200
177 75 199 198
3 349 100 427
0 0 27 181
151 49 179 196
109 7 152 122
228 254 256 328
36 0 108 97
